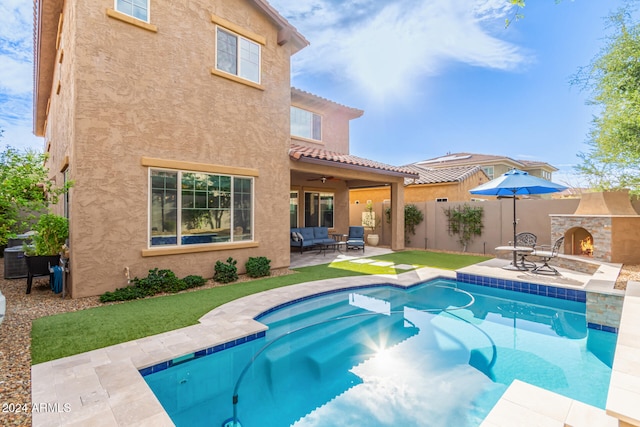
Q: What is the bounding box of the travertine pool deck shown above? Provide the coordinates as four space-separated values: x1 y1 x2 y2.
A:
32 259 640 426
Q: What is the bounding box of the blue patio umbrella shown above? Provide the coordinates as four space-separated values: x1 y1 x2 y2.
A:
469 169 567 268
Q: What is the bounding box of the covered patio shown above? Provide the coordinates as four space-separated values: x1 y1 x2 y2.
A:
289 144 418 251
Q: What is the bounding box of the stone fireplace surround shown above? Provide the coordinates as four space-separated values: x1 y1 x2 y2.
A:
550 190 640 264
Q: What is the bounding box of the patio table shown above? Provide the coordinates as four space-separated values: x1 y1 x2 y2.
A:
495 245 534 271
316 241 346 255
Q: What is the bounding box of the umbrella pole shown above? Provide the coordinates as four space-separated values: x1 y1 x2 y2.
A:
512 193 518 268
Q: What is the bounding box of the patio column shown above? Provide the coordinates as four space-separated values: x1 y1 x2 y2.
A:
390 181 405 251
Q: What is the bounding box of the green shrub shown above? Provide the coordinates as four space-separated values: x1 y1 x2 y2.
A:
25 213 69 256
214 257 238 283
99 286 149 302
404 204 424 244
245 256 271 278
183 275 206 289
99 269 206 302
133 268 181 294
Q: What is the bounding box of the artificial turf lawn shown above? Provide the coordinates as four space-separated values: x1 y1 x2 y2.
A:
30 250 490 364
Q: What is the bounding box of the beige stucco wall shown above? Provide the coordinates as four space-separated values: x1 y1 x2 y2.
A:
611 217 640 264
349 172 487 205
43 0 296 297
353 198 581 252
290 109 353 154
43 0 76 212
349 187 391 205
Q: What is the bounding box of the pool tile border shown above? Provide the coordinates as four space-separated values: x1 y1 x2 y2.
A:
138 330 266 377
456 272 619 333
456 272 587 302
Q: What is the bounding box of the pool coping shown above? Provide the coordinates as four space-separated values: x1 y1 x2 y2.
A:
31 263 638 427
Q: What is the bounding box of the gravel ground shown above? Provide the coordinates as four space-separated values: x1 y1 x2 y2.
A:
0 263 103 426
0 261 638 426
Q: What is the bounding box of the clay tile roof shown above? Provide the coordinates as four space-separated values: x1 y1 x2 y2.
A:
289 144 418 178
291 87 364 119
403 165 485 185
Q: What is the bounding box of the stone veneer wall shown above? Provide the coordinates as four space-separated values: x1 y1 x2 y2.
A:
586 292 624 330
550 255 600 274
550 215 612 262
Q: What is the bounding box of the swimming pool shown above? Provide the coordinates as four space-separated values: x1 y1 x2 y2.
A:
143 279 617 427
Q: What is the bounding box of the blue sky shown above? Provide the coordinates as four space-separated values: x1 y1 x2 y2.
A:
271 0 630 185
0 0 630 186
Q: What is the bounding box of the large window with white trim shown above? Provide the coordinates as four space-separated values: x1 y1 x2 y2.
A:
150 169 253 246
304 192 333 228
115 0 149 22
291 107 322 141
216 27 261 84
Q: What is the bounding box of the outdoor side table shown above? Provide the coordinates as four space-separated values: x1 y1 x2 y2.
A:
495 246 534 271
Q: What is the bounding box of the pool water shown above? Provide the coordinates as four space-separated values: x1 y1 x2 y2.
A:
144 279 617 427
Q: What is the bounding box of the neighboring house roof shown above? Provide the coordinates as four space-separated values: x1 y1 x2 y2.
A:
414 152 558 172
402 165 486 186
291 88 364 119
289 144 418 178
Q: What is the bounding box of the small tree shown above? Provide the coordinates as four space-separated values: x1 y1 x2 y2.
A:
362 202 380 233
572 9 640 194
0 139 72 247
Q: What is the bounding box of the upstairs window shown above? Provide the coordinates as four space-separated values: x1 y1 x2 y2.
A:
481 166 494 180
116 0 149 22
216 28 260 84
291 107 322 141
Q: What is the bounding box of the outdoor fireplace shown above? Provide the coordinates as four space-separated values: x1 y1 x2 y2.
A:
564 227 593 257
550 190 640 264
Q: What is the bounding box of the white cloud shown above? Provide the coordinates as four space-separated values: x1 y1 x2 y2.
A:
0 55 33 94
272 0 527 101
0 122 43 151
0 0 38 150
0 0 34 94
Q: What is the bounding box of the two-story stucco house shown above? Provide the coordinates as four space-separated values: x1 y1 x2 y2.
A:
33 0 416 297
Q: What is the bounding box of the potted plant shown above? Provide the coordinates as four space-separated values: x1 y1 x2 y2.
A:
23 213 68 294
362 202 381 246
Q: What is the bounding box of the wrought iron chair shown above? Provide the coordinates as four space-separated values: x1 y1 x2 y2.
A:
509 232 537 269
531 237 564 275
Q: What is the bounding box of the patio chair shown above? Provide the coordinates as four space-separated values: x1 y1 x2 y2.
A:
346 226 365 253
509 232 537 269
531 237 564 275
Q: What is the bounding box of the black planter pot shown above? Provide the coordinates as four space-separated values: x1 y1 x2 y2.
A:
25 254 61 294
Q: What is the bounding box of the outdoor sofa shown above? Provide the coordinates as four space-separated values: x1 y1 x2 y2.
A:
290 227 336 253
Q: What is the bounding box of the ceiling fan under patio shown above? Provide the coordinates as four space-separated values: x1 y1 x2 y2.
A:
307 176 339 184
